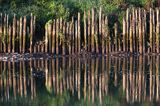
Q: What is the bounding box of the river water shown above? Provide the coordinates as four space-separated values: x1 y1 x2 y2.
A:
0 56 160 106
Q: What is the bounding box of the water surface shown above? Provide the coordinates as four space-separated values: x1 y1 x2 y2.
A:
0 56 160 106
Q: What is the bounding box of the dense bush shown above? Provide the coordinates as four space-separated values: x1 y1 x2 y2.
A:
0 0 157 39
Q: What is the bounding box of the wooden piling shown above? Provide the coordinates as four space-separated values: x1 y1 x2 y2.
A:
19 17 22 53
130 13 133 53
84 11 87 50
101 12 105 54
138 9 142 54
48 23 52 53
12 14 16 53
115 23 118 52
45 23 48 53
143 10 146 53
156 8 159 53
126 9 129 52
8 26 11 53
75 20 78 54
88 10 91 52
104 16 109 54
0 13 2 52
68 22 72 55
56 19 59 54
3 14 7 53
62 21 66 55
78 12 81 53
123 17 126 52
91 8 95 53
23 16 26 53
52 20 55 54
99 8 103 54
150 8 153 53
30 13 33 53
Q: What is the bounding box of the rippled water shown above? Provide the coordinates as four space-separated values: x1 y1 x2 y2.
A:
0 56 160 106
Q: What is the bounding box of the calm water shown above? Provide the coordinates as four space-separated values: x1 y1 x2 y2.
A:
0 56 160 106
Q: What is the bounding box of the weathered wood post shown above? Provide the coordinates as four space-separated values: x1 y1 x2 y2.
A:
105 16 109 54
3 14 7 53
8 25 11 53
156 8 160 53
0 13 2 52
56 19 59 54
123 17 126 52
115 23 118 52
91 8 95 53
143 9 146 53
139 9 143 54
45 23 48 53
99 7 103 54
71 17 74 54
12 14 16 53
30 13 33 53
75 20 78 54
19 17 22 53
69 21 72 55
88 10 91 52
48 23 52 53
52 20 55 54
62 21 66 55
23 16 26 53
84 11 87 50
78 12 81 54
150 8 153 53
130 13 133 53
153 9 156 53
126 9 129 52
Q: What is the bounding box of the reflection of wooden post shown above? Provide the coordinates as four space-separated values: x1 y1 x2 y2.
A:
77 59 80 99
20 61 23 97
156 56 159 100
12 61 16 99
122 58 126 91
84 59 87 101
56 59 59 94
91 59 94 103
149 56 153 101
23 61 27 97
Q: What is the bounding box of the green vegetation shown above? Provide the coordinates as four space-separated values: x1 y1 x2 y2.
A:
0 0 158 20
0 0 158 38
